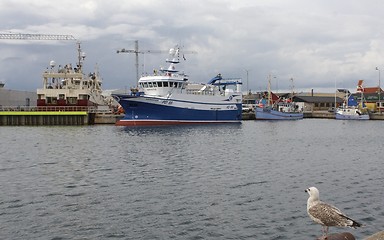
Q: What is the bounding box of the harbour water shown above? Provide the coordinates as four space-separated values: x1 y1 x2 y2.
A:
1 119 383 240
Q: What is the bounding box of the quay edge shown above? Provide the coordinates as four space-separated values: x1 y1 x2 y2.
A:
243 111 384 120
0 111 123 126
1 111 383 126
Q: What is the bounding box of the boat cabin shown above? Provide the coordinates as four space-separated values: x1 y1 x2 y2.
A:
138 74 187 96
37 43 104 108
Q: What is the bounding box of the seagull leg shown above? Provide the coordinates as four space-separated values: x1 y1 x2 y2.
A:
317 226 326 240
319 226 329 240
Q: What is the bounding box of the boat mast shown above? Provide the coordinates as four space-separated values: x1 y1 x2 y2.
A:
268 73 272 106
290 77 295 101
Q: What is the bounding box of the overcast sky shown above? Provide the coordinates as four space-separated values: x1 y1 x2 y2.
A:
1 0 384 93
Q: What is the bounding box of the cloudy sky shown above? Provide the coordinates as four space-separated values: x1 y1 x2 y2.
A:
1 0 384 93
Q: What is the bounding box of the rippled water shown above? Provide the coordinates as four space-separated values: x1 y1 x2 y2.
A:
1 119 383 240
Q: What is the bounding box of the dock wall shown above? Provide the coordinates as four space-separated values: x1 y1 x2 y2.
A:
0 111 89 126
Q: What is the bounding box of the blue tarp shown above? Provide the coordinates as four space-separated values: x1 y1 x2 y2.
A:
348 95 358 106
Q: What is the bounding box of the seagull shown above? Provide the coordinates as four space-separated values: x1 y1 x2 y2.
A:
305 187 362 238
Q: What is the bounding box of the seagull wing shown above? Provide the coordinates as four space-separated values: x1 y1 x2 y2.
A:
308 202 346 227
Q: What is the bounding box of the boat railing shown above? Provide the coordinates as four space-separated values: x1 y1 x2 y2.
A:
0 106 99 112
142 71 186 78
186 89 214 96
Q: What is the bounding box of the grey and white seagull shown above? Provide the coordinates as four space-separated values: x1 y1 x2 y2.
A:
305 187 362 238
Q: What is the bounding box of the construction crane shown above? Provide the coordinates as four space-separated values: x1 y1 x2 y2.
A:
0 33 77 85
0 33 76 41
117 40 197 83
117 40 166 83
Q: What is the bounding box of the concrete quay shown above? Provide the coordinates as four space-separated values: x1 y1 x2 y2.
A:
0 110 123 126
242 111 384 120
1 111 383 126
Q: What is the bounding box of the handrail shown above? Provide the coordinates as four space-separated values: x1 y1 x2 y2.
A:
0 106 97 112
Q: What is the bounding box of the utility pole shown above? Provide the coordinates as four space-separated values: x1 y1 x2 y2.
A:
376 67 381 114
245 69 250 94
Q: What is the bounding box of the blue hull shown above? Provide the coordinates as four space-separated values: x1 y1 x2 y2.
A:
255 107 303 120
114 95 242 126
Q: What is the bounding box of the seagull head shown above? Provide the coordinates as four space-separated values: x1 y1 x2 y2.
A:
305 187 320 209
305 186 320 201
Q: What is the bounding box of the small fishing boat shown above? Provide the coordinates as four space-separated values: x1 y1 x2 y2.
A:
255 75 303 120
335 81 369 120
112 46 243 126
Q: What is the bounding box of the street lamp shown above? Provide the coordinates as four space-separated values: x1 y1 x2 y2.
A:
376 67 381 114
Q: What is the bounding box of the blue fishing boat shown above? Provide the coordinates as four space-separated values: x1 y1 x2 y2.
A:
112 46 242 126
255 75 303 120
255 102 303 120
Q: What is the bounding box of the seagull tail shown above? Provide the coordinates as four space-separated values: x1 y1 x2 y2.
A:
351 220 363 228
347 218 363 228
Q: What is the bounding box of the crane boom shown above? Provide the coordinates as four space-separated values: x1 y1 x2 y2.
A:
117 40 197 84
0 33 76 40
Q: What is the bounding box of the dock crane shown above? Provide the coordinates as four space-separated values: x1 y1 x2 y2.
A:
117 40 165 84
117 40 197 84
0 33 77 87
0 33 76 41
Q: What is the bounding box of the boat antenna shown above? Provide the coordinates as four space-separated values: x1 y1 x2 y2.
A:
77 41 86 72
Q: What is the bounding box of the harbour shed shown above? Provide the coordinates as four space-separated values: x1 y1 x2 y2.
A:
352 85 383 112
0 83 37 107
293 95 343 112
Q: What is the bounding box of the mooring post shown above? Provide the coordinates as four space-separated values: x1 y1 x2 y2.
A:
317 232 355 240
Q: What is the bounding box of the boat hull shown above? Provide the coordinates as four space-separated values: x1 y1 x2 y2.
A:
335 112 370 120
255 107 303 120
114 94 242 126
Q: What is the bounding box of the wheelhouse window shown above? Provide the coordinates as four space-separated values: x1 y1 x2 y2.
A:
157 82 163 87
163 82 169 87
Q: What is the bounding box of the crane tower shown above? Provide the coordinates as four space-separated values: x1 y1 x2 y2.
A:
117 40 197 84
117 40 166 83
